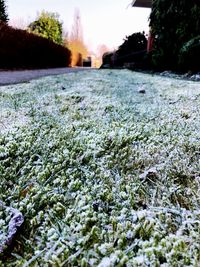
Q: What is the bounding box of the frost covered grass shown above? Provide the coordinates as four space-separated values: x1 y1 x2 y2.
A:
0 69 200 266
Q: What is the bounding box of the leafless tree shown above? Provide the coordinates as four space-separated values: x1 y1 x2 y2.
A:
65 8 88 66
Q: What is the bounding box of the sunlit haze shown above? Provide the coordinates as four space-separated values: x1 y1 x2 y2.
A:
8 0 151 53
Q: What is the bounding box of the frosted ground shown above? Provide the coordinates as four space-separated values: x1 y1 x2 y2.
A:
0 70 200 266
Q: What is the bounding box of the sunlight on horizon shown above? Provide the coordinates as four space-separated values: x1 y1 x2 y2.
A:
8 0 151 53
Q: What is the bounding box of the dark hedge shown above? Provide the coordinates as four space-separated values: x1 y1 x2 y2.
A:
0 22 71 69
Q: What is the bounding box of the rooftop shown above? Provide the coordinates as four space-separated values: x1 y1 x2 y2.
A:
131 0 152 8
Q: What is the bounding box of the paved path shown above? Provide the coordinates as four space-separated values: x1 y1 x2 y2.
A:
0 67 91 85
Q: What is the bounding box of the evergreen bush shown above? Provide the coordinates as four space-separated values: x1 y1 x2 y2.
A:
0 0 8 23
179 36 200 72
115 32 147 67
150 0 200 71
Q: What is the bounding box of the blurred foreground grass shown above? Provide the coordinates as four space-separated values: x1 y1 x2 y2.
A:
0 70 200 266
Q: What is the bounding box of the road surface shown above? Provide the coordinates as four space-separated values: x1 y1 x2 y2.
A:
0 67 91 85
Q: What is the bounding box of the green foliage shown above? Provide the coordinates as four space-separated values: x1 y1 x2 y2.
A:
117 32 147 56
0 22 71 69
116 32 147 66
0 0 8 23
28 11 63 45
150 0 200 71
101 32 149 69
179 36 200 72
115 32 147 67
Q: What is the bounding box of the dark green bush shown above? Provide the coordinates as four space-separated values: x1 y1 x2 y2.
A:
0 0 8 23
0 22 71 69
150 0 200 71
100 32 148 69
115 32 147 67
179 36 200 72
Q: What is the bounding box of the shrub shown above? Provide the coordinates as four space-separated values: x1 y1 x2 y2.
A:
0 0 8 23
115 32 147 67
0 22 71 69
150 0 200 71
28 11 63 45
179 36 200 72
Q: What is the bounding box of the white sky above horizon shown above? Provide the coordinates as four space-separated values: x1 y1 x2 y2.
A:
7 0 151 53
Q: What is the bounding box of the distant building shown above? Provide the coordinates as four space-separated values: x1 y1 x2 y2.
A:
83 55 97 68
131 0 153 51
83 57 92 67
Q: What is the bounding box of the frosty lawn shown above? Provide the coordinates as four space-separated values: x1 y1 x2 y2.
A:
0 70 200 266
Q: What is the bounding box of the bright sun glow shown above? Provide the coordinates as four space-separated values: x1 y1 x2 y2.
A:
8 0 151 52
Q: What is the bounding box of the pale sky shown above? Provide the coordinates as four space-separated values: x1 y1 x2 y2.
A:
7 0 151 53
